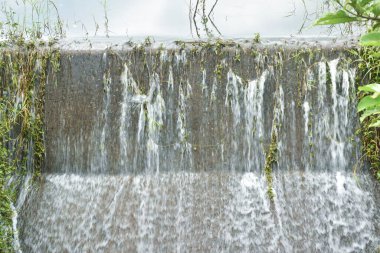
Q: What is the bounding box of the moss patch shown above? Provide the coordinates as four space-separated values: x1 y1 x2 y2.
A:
264 131 277 201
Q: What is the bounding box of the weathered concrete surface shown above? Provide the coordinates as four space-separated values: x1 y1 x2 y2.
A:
45 41 359 174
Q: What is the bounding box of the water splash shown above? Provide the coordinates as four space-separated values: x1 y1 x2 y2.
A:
119 64 136 169
176 82 193 171
11 203 21 253
146 73 165 173
19 171 379 253
328 58 352 170
225 69 242 124
244 70 268 171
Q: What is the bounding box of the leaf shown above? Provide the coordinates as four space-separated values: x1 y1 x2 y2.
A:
360 32 380 46
358 0 373 7
369 119 380 127
372 92 380 98
350 0 365 14
370 2 380 16
357 95 380 112
373 22 380 31
359 106 380 122
314 10 359 26
358 83 380 93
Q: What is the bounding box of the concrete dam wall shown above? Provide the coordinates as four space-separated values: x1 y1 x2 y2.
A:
19 40 380 252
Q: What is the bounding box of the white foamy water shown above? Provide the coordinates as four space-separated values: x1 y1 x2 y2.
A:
19 171 379 253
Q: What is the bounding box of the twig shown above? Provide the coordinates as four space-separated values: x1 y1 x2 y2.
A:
208 0 221 35
188 0 194 38
193 0 200 38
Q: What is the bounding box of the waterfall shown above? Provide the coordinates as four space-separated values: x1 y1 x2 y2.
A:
19 42 380 252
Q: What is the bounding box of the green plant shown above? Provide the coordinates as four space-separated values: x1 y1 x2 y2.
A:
253 33 261 43
0 1 62 251
358 83 380 127
314 0 380 46
356 46 380 181
314 0 380 44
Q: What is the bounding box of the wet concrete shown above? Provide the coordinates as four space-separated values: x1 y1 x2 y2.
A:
45 41 358 174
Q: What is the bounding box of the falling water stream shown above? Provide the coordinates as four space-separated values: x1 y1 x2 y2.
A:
18 41 380 252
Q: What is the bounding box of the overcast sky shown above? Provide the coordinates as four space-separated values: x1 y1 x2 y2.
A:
5 0 334 38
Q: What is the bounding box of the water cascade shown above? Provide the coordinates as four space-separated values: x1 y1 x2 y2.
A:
18 40 380 252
